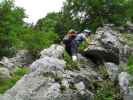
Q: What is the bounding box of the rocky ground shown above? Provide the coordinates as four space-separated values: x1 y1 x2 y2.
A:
0 26 133 100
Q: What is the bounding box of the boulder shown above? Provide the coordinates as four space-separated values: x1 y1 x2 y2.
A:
0 44 99 100
0 94 15 100
84 26 129 65
0 50 33 71
75 81 85 91
104 62 119 81
118 72 131 94
40 44 64 59
30 56 65 74
118 72 133 100
0 67 11 80
126 21 133 32
124 87 133 100
12 50 33 66
2 47 65 100
0 57 15 70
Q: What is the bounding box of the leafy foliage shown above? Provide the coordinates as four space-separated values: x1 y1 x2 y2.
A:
0 0 59 58
127 55 133 75
22 29 59 57
0 0 25 57
94 80 121 100
122 32 133 46
94 66 121 100
60 0 132 33
125 0 133 22
35 12 65 40
35 12 60 32
63 51 79 70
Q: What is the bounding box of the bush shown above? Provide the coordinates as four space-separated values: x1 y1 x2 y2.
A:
94 65 121 100
122 33 133 46
0 0 26 58
94 80 121 100
22 29 59 57
63 51 79 70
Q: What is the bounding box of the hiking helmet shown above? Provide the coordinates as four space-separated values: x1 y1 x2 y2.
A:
83 29 91 35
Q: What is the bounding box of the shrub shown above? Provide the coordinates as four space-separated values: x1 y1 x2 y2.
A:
94 80 121 100
22 29 59 57
94 66 121 100
121 33 133 46
63 51 79 70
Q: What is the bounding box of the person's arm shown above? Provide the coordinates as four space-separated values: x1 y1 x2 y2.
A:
62 35 69 48
85 36 91 45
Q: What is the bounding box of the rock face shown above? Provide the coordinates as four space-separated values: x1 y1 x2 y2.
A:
0 67 11 80
104 62 119 81
1 44 100 100
40 44 64 59
126 21 133 32
0 27 133 100
119 72 130 94
118 72 133 100
84 26 129 64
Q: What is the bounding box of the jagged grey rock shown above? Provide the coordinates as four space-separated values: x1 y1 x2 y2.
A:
40 44 64 59
124 87 133 100
0 67 11 80
119 72 133 100
0 50 33 71
0 57 15 70
104 62 119 81
3 55 65 100
126 21 133 32
0 44 96 100
75 81 85 91
84 26 129 64
30 56 65 73
118 72 130 94
0 25 131 100
12 50 33 66
61 79 69 89
0 94 15 100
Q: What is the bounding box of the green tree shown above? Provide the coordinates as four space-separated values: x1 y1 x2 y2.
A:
22 28 59 57
126 0 133 22
35 12 61 32
61 0 129 32
35 12 65 41
0 0 26 57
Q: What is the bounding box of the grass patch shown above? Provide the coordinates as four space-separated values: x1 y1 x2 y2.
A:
94 65 121 100
121 33 133 46
127 55 133 75
0 67 29 94
94 80 121 100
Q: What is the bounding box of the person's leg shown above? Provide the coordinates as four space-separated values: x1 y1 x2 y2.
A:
66 47 72 56
71 40 78 62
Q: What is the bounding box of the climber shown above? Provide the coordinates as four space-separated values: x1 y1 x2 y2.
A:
63 29 78 62
75 29 92 46
76 29 93 52
63 29 92 62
